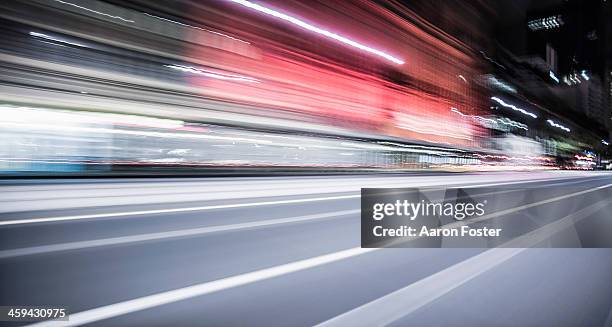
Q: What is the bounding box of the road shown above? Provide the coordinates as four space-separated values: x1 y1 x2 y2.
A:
1 171 612 327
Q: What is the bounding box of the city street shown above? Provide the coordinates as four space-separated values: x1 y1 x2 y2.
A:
2 0 612 326
1 172 612 326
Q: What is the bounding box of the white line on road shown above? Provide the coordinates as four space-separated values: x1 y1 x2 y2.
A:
0 194 360 226
0 177 601 257
444 183 612 230
315 198 612 327
24 183 612 326
0 209 360 259
0 176 597 227
26 247 377 327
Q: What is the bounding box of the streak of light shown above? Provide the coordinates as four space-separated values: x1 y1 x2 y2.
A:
165 64 260 83
490 97 538 118
581 70 590 81
575 160 596 166
29 32 86 47
480 51 506 70
226 0 404 65
485 75 517 93
52 0 135 22
376 142 466 153
142 13 250 44
450 107 498 126
2 106 363 151
546 119 570 132
340 142 453 156
475 154 552 162
549 71 559 83
5 105 183 129
496 117 528 130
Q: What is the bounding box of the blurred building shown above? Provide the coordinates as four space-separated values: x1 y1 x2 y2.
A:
0 0 493 147
527 0 610 130
486 0 611 162
0 0 574 173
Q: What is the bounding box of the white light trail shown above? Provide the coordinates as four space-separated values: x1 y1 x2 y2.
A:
485 75 517 93
53 0 134 22
581 70 590 81
165 64 260 83
572 74 581 83
563 76 571 85
450 107 498 126
549 71 559 83
226 0 404 65
143 13 250 44
29 32 86 47
602 140 609 146
490 97 538 118
546 119 570 132
497 117 528 130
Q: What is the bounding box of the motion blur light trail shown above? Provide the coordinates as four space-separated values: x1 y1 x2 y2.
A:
0 0 601 175
52 0 135 22
0 1 483 173
164 64 261 83
0 103 558 174
226 0 405 64
28 31 86 47
490 97 538 119
547 119 571 133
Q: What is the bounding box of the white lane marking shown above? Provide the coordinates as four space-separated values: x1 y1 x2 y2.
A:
26 247 376 327
0 174 580 199
3 172 593 193
0 210 359 259
316 199 612 327
0 177 599 257
384 183 612 247
1 174 597 215
432 175 609 192
444 183 612 230
0 194 360 226
25 182 612 326
0 176 593 227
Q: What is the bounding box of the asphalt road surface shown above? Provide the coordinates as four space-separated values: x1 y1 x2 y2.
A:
1 171 612 327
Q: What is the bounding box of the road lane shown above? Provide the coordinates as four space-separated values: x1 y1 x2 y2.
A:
0 172 611 327
1 173 609 252
0 171 604 214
